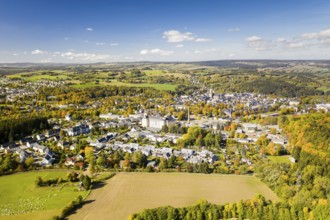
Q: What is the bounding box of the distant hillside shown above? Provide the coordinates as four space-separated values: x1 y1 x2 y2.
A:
1 59 330 69
243 79 323 97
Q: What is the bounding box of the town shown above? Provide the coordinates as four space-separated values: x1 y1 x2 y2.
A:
1 0 330 219
2 73 328 174
0 61 329 220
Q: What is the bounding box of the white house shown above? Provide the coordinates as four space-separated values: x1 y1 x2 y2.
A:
142 115 175 130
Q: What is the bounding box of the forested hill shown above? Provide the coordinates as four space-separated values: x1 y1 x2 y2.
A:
283 113 330 160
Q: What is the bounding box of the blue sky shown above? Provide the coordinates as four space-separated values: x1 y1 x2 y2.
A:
0 0 330 62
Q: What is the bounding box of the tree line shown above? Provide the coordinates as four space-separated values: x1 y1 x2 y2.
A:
129 194 329 220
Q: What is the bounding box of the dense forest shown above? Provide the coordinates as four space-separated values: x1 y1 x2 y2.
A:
131 113 330 219
36 86 172 104
0 116 49 143
243 79 323 97
283 113 330 159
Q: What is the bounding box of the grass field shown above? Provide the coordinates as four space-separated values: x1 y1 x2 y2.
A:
108 80 177 91
7 72 69 82
267 155 291 163
71 80 177 91
6 70 178 91
0 171 88 220
69 173 278 220
143 70 186 78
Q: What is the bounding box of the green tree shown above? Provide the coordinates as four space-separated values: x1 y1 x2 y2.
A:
168 155 177 168
204 133 215 147
159 158 168 171
96 154 106 168
3 154 16 172
291 146 301 161
214 134 221 148
67 171 79 182
81 175 92 190
132 151 147 168
178 111 187 120
195 136 204 147
24 156 35 168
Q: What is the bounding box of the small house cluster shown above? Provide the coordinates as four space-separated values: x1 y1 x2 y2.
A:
108 142 218 164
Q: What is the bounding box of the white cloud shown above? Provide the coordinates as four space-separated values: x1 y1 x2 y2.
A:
319 38 330 46
320 29 330 38
60 52 111 62
86 27 93 31
228 28 240 32
150 48 173 56
244 28 330 52
95 42 105 46
31 49 47 55
302 33 318 39
287 42 305 48
195 38 211 42
64 37 70 40
246 36 262 42
53 52 61 57
140 48 173 56
140 49 148 55
277 38 286 43
274 28 330 49
12 53 18 56
176 44 184 48
301 28 330 40
163 30 211 43
163 30 194 43
185 48 219 55
245 36 271 51
110 43 119 46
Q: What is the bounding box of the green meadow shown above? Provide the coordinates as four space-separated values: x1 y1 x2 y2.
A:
7 70 178 91
0 171 88 220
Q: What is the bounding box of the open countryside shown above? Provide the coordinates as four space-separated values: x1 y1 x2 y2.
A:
0 171 88 220
7 69 180 91
70 173 278 220
1 1 330 219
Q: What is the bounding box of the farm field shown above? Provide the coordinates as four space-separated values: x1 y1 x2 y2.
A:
71 80 177 91
107 80 177 91
143 70 186 78
7 70 178 91
0 171 88 220
7 71 69 82
69 172 278 220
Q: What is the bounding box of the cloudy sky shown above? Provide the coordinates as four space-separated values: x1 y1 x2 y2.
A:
0 0 330 63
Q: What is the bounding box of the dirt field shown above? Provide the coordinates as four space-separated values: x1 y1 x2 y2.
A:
69 173 278 220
